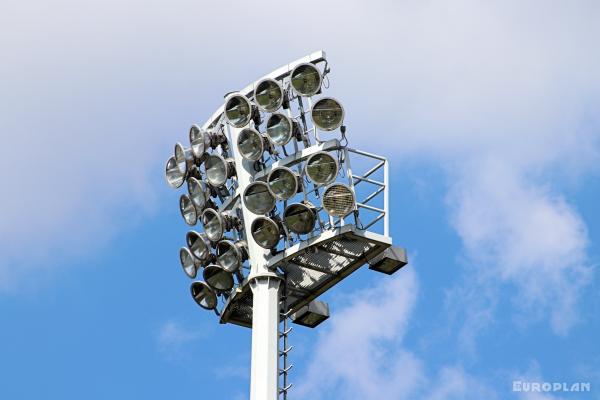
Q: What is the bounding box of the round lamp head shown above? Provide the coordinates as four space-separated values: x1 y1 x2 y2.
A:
203 264 234 291
179 194 198 226
305 151 339 185
283 203 316 234
254 78 284 112
216 240 246 273
290 63 322 96
187 177 210 210
174 142 192 175
322 183 355 217
204 154 233 187
165 156 185 188
224 94 252 128
311 97 344 131
179 247 199 279
186 231 211 264
267 166 299 200
190 281 217 310
201 208 226 241
237 128 265 162
189 124 211 159
266 113 293 146
243 182 275 215
251 217 281 249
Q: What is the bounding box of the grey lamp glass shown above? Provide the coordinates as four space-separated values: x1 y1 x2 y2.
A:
283 203 316 234
179 194 198 226
267 166 299 200
290 63 322 96
251 216 281 249
311 97 344 131
305 152 338 185
190 281 217 310
224 94 252 128
254 78 283 112
243 182 276 215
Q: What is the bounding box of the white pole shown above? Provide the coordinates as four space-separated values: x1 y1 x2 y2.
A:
227 123 281 400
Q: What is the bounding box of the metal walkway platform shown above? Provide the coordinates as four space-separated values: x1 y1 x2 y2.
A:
220 225 392 328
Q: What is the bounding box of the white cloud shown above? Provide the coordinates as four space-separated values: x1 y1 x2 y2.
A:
157 320 203 361
296 267 497 399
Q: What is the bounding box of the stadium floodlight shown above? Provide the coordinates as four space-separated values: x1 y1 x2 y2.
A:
190 124 227 159
186 231 212 265
311 97 344 131
180 194 199 226
201 208 239 242
283 203 316 234
190 281 217 310
290 62 322 96
203 264 235 291
225 94 253 128
305 151 338 185
243 181 276 214
216 240 248 273
187 177 212 210
267 166 300 200
322 183 356 217
179 247 200 279
290 300 330 328
266 113 296 146
204 154 235 187
165 156 186 188
251 216 281 249
237 128 270 162
175 142 195 175
254 78 284 112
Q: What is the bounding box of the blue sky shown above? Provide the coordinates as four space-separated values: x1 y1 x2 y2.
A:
1 1 599 399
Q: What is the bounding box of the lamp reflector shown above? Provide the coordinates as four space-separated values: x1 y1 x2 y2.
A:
311 97 344 131
174 142 193 175
237 128 265 161
201 208 226 241
204 264 234 291
186 231 211 264
266 113 293 146
283 203 316 234
190 281 217 310
290 63 322 96
305 152 338 185
216 240 246 273
322 183 355 217
165 156 185 188
243 182 275 215
224 94 252 128
179 247 199 279
179 194 198 226
251 217 280 249
254 78 283 112
205 154 234 187
189 124 211 159
187 177 210 210
267 166 299 200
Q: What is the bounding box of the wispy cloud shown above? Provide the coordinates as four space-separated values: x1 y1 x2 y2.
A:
157 320 203 361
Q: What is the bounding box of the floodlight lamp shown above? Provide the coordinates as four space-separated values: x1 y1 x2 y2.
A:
216 240 247 273
254 78 284 112
267 166 300 200
187 177 212 211
266 113 296 146
190 281 217 310
224 94 253 128
174 142 194 175
204 154 235 187
180 194 198 226
203 264 234 291
189 124 211 159
201 208 238 242
243 181 276 215
251 216 281 249
305 151 339 185
237 128 269 162
322 183 356 217
179 247 200 278
290 63 322 96
283 203 316 234
311 97 344 131
165 156 185 188
186 231 212 265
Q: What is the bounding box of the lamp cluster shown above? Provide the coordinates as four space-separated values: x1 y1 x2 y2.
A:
165 60 358 313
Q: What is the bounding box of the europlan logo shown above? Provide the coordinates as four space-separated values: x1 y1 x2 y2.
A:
513 381 591 393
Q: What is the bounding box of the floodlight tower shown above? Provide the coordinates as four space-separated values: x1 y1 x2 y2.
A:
165 51 408 400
